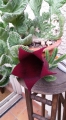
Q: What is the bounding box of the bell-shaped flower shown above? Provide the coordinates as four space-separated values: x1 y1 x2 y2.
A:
12 47 55 90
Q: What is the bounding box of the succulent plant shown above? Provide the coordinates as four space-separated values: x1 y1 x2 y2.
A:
44 48 66 81
28 0 66 40
0 0 66 89
0 0 33 88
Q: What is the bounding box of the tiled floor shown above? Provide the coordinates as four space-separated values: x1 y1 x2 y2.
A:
1 94 49 120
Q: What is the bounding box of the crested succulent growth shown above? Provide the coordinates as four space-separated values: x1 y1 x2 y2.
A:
28 0 65 40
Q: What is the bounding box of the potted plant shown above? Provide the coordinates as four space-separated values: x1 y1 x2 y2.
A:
24 0 65 53
0 0 65 51
0 0 66 92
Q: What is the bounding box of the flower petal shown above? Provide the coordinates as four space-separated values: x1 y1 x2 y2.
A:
43 58 49 69
33 47 45 61
41 66 56 78
12 47 56 91
19 47 31 61
12 63 24 78
41 58 56 77
24 77 40 91
12 55 43 79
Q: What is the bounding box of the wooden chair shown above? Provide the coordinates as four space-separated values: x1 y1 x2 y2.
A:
58 92 66 120
19 68 66 120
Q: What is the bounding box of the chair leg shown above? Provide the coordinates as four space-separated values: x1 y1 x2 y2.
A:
63 92 66 120
25 88 34 120
58 94 61 120
51 94 58 120
41 94 45 117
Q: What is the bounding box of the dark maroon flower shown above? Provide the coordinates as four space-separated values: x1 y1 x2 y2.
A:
12 47 55 90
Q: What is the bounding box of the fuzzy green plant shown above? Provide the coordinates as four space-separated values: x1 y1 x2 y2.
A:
9 0 65 40
0 0 33 39
28 0 66 40
0 0 65 40
0 0 33 88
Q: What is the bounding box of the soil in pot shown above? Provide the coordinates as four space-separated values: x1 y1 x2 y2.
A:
28 37 61 55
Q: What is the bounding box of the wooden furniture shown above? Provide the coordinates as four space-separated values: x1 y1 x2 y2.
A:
19 68 66 120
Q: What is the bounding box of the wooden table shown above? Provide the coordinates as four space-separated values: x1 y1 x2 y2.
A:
19 68 66 120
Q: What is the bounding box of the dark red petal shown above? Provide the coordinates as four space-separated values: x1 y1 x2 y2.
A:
21 54 43 78
12 47 56 91
43 58 49 69
41 58 56 77
41 65 56 78
33 47 45 61
19 47 31 61
24 77 40 91
12 63 24 78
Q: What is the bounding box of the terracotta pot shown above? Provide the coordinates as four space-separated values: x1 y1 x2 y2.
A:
30 39 61 57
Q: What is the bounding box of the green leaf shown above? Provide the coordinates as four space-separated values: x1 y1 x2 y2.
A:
45 0 66 8
7 31 21 47
44 0 53 6
0 76 10 87
38 12 50 31
29 26 35 34
17 23 28 35
0 40 6 56
49 48 58 64
49 64 58 69
0 27 9 41
7 31 32 47
19 34 32 45
45 50 50 62
0 65 10 87
2 0 9 4
44 75 56 82
3 65 12 75
0 63 12 87
12 13 25 30
0 20 5 28
0 0 3 6
0 71 7 83
0 54 12 65
29 0 43 16
1 0 29 22
53 54 66 64
10 45 21 58
11 57 19 65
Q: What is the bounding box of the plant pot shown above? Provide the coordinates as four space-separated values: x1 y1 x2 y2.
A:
30 38 61 57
